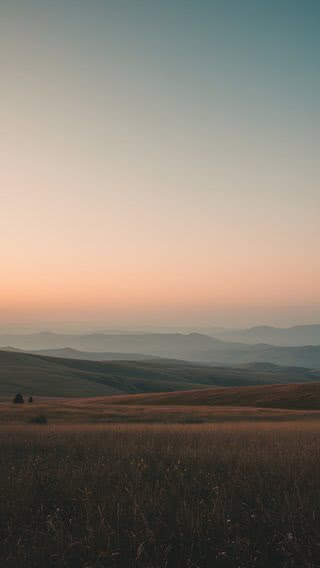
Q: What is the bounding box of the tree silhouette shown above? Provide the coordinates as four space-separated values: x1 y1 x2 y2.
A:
13 393 24 404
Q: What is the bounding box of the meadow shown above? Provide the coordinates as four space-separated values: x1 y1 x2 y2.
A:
2 396 320 424
1 422 320 567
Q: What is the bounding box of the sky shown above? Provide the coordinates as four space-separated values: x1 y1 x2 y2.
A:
0 0 319 330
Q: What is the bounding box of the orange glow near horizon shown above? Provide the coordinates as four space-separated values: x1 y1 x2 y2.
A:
1 245 319 326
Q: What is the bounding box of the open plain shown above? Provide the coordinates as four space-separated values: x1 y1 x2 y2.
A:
1 421 320 567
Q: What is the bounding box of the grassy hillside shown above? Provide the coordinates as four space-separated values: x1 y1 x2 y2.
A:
99 382 320 410
0 350 318 398
0 351 213 397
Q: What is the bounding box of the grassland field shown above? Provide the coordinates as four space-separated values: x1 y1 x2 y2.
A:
3 381 320 425
3 384 320 567
3 397 320 424
1 422 320 567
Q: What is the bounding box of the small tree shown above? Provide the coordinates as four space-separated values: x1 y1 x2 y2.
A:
13 393 24 404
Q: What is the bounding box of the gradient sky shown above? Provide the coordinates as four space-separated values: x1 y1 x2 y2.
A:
0 0 319 329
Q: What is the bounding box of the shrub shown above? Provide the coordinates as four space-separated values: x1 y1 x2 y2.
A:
29 415 48 425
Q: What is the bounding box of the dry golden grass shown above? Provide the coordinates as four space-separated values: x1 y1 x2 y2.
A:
1 422 320 567
2 397 320 424
89 381 320 409
3 381 320 428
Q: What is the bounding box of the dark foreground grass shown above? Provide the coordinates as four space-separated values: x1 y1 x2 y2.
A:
1 423 320 567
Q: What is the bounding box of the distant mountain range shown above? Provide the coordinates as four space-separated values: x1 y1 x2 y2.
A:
1 330 320 368
28 345 320 369
202 344 320 369
214 324 320 346
29 347 158 361
0 331 228 355
0 350 318 398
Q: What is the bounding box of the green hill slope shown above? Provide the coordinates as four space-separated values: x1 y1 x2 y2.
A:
0 350 318 397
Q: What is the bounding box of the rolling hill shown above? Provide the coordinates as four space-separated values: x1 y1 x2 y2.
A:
0 350 319 398
98 382 320 411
